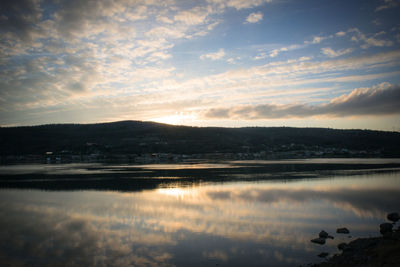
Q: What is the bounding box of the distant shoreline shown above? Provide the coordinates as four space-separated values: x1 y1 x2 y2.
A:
1 159 400 192
2 121 400 161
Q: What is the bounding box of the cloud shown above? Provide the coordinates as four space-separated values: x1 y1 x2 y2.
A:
200 48 226 60
2 45 400 126
227 57 236 64
321 47 353 58
146 26 186 39
349 28 394 49
0 0 224 113
207 0 272 10
310 36 327 44
0 0 43 43
1 0 400 128
254 52 268 60
375 0 399 11
227 56 241 64
174 7 209 25
269 44 302 57
203 83 400 119
245 12 263 23
336 31 346 37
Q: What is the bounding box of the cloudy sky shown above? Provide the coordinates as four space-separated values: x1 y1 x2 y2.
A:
1 0 400 130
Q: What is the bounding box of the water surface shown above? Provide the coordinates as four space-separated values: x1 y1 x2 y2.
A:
0 159 399 266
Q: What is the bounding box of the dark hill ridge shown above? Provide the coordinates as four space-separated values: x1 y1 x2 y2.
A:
1 120 400 157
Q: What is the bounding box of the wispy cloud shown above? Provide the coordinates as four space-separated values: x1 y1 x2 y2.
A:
375 0 399 12
269 44 302 57
310 36 327 44
200 48 226 60
207 0 272 10
321 47 353 58
336 31 347 37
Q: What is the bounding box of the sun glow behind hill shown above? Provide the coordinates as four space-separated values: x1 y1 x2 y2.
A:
151 114 196 125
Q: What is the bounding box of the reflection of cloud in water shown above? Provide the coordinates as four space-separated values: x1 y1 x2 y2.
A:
207 187 400 217
202 250 228 261
0 203 174 267
0 172 399 266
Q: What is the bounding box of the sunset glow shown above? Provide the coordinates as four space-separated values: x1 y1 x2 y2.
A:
152 113 196 125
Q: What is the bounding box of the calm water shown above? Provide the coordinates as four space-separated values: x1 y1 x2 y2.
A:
0 159 400 266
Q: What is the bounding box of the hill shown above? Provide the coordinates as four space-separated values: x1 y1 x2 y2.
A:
1 121 400 160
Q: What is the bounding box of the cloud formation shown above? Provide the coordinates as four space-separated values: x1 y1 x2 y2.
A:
321 47 353 58
375 0 399 11
1 0 400 129
245 12 263 23
349 28 394 49
203 83 400 119
207 0 272 10
200 48 225 60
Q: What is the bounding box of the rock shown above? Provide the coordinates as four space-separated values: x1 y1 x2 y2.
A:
387 212 400 223
380 222 393 235
318 252 329 258
327 235 334 239
382 231 393 239
337 242 348 251
336 227 350 234
311 237 326 245
343 246 354 253
319 230 329 238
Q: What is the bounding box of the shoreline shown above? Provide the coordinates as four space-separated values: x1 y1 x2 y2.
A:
308 224 400 267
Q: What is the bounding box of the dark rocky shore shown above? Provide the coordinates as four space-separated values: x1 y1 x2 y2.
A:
308 213 400 267
311 231 400 267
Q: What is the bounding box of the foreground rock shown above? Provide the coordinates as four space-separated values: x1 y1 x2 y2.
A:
336 227 350 234
319 230 329 238
380 222 393 235
337 242 348 251
387 212 400 223
310 229 400 267
318 252 329 258
311 237 326 245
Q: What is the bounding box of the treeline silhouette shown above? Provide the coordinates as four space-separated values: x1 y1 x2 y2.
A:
0 120 399 156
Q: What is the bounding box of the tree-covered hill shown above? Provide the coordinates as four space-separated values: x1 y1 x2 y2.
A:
1 120 399 157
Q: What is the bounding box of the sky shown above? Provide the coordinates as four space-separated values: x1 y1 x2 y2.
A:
1 0 400 131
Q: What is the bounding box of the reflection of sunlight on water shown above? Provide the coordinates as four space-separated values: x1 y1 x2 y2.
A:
157 188 192 199
139 163 237 169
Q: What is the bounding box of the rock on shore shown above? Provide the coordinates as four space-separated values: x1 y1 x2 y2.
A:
310 229 400 267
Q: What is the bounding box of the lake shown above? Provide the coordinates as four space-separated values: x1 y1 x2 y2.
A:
1 159 400 266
